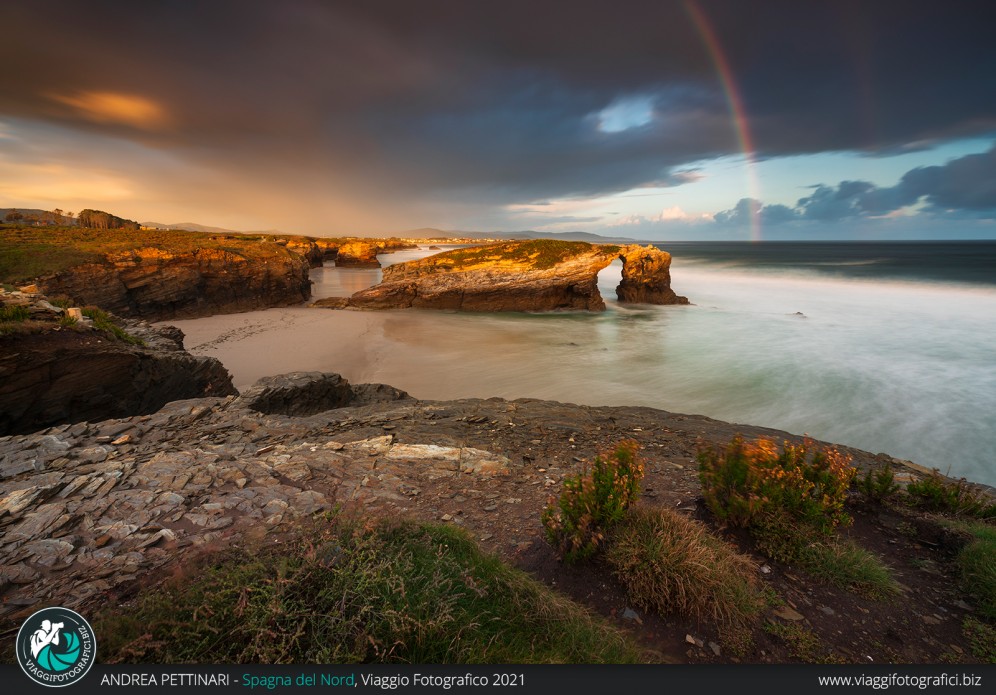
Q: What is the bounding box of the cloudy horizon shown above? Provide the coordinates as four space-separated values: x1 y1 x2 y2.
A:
1 0 995 240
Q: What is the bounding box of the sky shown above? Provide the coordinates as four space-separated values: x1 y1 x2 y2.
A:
1 0 995 240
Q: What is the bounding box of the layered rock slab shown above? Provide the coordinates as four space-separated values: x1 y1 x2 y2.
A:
344 240 687 312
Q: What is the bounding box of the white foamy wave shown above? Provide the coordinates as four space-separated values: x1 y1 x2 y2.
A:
166 253 996 486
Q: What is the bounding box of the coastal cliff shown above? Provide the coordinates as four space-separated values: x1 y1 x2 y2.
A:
36 244 311 321
281 237 416 268
0 290 236 435
344 240 689 311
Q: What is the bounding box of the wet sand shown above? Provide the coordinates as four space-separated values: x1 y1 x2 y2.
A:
170 306 390 391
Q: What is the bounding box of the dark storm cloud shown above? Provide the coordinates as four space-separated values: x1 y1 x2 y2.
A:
1 0 994 230
714 198 799 226
795 144 996 220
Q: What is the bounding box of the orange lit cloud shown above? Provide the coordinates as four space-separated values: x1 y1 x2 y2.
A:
0 161 133 203
47 91 171 130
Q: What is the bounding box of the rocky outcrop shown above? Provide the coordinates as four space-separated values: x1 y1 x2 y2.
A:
334 241 381 267
309 296 351 309
0 369 986 669
281 238 325 268
616 245 689 305
348 240 610 311
0 291 237 435
332 239 418 268
35 243 311 321
344 240 687 312
236 371 408 417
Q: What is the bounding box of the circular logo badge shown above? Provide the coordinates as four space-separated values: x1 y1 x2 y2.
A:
16 607 96 687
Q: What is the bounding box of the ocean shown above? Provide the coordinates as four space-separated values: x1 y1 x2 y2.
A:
167 241 996 487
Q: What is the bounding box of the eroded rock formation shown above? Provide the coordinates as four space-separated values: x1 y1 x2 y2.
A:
332 239 418 268
236 371 408 417
343 240 688 312
616 245 688 305
36 244 311 321
0 291 237 435
334 241 381 267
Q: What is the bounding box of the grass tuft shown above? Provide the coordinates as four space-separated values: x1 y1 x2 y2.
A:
963 617 996 663
764 622 845 664
795 540 900 600
81 307 144 346
948 521 996 620
94 516 643 664
605 506 763 627
0 304 30 322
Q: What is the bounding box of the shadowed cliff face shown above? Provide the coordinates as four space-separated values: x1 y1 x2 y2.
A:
343 241 688 312
0 292 237 435
4 227 420 320
36 245 311 321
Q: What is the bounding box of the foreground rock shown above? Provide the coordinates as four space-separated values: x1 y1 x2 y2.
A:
0 371 990 664
236 371 408 416
345 240 689 311
0 291 236 435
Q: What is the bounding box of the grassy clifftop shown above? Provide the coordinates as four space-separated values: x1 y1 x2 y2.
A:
0 226 306 285
420 239 620 272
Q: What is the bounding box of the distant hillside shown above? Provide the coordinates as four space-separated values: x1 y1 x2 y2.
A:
1 208 76 225
399 227 639 244
141 221 283 236
100 219 639 244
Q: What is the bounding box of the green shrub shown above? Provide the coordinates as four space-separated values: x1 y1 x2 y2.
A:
58 313 78 327
698 436 896 596
82 306 144 346
542 440 643 563
698 435 857 539
0 304 30 322
95 517 642 664
605 506 762 627
859 463 900 503
906 471 996 519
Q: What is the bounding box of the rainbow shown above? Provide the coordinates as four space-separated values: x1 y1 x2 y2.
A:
684 1 763 241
